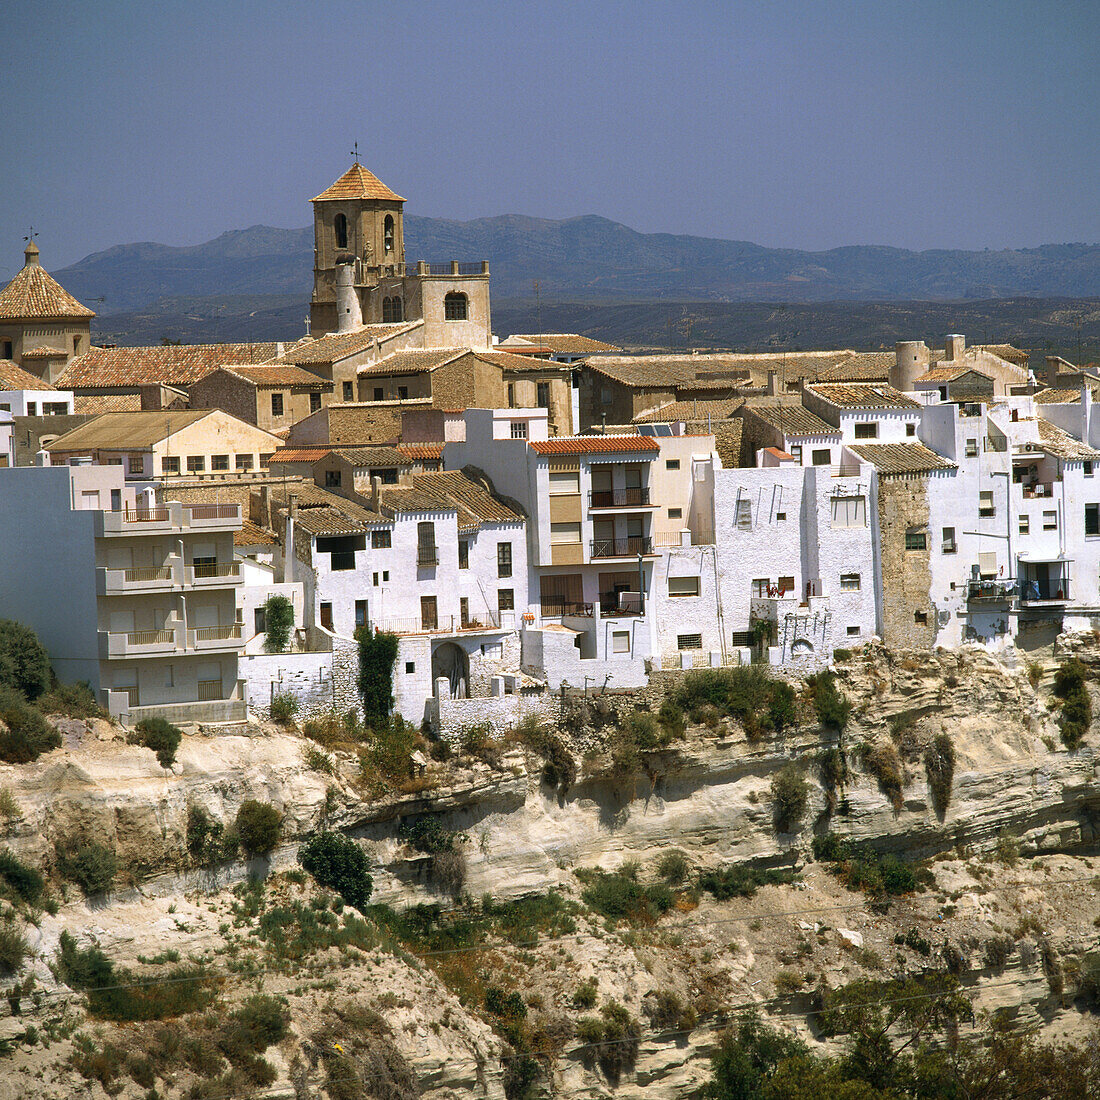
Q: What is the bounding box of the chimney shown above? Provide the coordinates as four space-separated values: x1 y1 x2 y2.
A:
335 261 362 334
944 334 966 362
257 484 271 525
1045 356 1063 388
34 448 49 467
766 369 778 396
370 475 382 512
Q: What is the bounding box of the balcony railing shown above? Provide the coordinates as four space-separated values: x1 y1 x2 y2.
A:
833 464 862 477
591 536 654 558
128 629 174 646
967 579 1015 602
589 487 651 508
1021 483 1055 499
417 549 439 566
1019 578 1071 602
185 503 240 520
600 591 644 616
193 624 242 641
124 566 173 583
368 613 501 635
191 562 241 580
122 507 170 523
540 601 595 618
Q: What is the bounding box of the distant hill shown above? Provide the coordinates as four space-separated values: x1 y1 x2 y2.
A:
37 216 1100 319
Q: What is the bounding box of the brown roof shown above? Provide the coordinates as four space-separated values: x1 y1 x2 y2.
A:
224 364 333 389
310 162 405 203
0 360 56 390
0 250 95 321
633 397 744 423
272 483 387 536
73 393 141 414
586 351 855 389
57 342 280 388
745 405 840 437
815 353 894 382
268 447 335 465
504 333 621 354
45 409 211 450
1033 388 1083 404
20 346 68 359
470 349 572 374
976 344 1030 365
806 383 920 410
413 470 524 528
529 434 659 456
1034 418 1100 460
278 324 418 366
398 443 444 460
236 519 277 547
357 348 466 376
330 446 410 467
847 442 956 474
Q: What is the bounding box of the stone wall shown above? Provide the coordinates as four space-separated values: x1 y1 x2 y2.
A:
876 474 937 648
241 650 335 719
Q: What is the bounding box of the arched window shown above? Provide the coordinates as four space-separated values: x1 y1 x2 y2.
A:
444 292 468 321
334 213 348 249
383 215 395 253
382 296 404 323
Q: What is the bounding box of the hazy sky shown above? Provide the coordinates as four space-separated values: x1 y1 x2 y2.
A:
2 0 1099 269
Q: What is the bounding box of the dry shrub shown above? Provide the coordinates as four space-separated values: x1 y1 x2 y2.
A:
861 739 905 811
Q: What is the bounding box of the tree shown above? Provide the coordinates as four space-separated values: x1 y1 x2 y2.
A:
298 832 373 909
0 619 51 701
262 595 294 653
235 800 282 855
355 628 398 725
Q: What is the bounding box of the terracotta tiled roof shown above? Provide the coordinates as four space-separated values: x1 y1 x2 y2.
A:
805 383 920 410
277 324 418 366
847 442 956 474
45 410 211 450
470 349 572 374
529 434 659 456
0 360 56 391
268 447 335 465
586 351 854 389
20 346 68 359
763 447 796 460
236 520 277 547
224 364 333 388
398 443 444 460
0 250 95 321
73 393 141 414
745 405 840 437
331 446 409 467
504 334 621 354
815 353 894 382
1034 418 1100 460
357 348 466 376
310 163 406 203
633 397 744 423
57 343 280 388
976 343 1030 365
1033 388 1083 404
413 470 524 528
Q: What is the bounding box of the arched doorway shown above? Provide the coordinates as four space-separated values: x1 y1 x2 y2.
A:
432 642 469 698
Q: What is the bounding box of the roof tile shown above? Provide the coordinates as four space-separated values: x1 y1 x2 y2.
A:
528 434 659 456
57 342 280 388
310 163 406 203
0 359 56 391
0 250 95 321
847 442 956 474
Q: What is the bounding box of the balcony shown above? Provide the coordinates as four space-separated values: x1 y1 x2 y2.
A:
967 578 1015 602
183 502 241 529
1019 578 1071 603
99 627 180 659
189 624 244 650
417 549 439 567
590 536 654 560
588 487 652 509
367 613 502 635
99 564 177 594
98 506 175 536
185 562 242 586
1021 483 1055 499
599 592 644 617
540 601 595 618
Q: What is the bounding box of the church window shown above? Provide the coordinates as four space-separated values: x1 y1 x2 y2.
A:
384 215 395 253
334 213 348 249
382 296 404 323
444 292 468 321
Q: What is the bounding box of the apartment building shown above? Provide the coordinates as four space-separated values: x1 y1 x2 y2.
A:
0 462 245 721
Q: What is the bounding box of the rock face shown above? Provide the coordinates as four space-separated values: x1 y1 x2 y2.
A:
1 640 1099 1097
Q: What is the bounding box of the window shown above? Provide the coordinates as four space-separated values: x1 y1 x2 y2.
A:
1086 461 1094 478
751 578 769 597
812 448 832 465
371 529 391 548
510 420 528 439
979 491 995 516
320 602 333 630
831 495 867 528
540 573 583 615
405 661 415 674
460 597 470 625
549 469 580 494
212 454 229 471
372 572 378 586
665 459 680 470
383 570 389 581
550 522 581 543
384 214 395 253
444 292 468 321
317 533 363 570
458 540 469 569
735 499 752 529
129 453 145 475
677 633 702 650
26 402 35 416
1043 510 1057 530
373 387 383 401
325 469 341 487
537 381 550 408
669 507 683 520
612 631 631 654
965 438 979 457
906 423 916 437
235 453 253 470
333 213 347 249
187 455 205 473
343 381 354 401
417 521 438 566
854 422 878 440
420 596 438 630
162 456 180 474
507 382 515 408
942 527 957 553
905 527 927 551
1019 514 1029 534
310 392 322 413
840 573 861 591
497 542 512 577
498 588 515 611
355 600 367 628
0 340 10 358
668 576 700 597
914 610 928 625
777 576 795 594
1087 504 1100 536
254 607 266 635
847 625 861 636
271 392 284 417
397 386 408 400
789 445 802 462
601 387 613 405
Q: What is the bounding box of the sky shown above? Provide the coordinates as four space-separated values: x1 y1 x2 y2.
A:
2 0 1099 269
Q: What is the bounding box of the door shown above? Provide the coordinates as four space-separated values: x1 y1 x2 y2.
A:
197 660 221 701
421 596 438 630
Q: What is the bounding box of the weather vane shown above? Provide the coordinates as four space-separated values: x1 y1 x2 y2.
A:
23 226 38 244
350 142 361 164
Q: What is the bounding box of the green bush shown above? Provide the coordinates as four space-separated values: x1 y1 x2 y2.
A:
400 816 458 855
358 716 419 789
924 731 956 817
1054 658 1091 749
770 762 808 833
655 850 691 887
129 716 182 768
0 920 27 976
355 628 399 725
0 619 51 701
572 977 598 1009
261 595 294 653
56 840 120 896
813 832 916 896
817 746 849 813
668 665 791 739
832 648 853 662
268 692 299 724
860 738 905 811
35 682 104 719
642 989 696 1032
298 832 373 910
235 801 282 855
577 867 674 924
808 670 851 731
698 864 796 900
0 687 61 763
485 985 527 1019
515 719 577 793
657 697 686 739
0 848 44 904
576 1002 640 1084
186 805 233 866
895 928 932 956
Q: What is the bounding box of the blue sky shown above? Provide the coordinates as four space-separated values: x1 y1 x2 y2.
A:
2 0 1099 268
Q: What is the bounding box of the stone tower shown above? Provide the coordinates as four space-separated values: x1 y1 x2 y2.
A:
310 163 407 335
